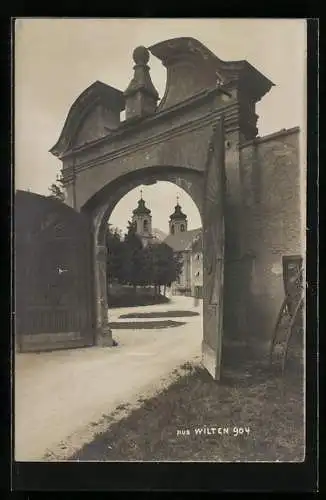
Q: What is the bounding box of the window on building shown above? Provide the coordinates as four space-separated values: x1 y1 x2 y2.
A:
196 253 200 260
195 271 200 277
143 219 148 231
171 225 175 234
180 224 185 232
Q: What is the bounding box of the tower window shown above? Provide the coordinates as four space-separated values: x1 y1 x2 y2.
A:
180 224 185 232
171 225 175 235
143 219 148 231
134 221 138 232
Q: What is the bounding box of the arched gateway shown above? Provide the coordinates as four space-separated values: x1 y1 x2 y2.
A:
16 38 277 380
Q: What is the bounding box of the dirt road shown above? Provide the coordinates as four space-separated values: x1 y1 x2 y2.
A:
14 296 202 461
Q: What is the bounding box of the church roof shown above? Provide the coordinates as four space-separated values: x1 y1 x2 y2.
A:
164 228 202 252
132 197 151 216
169 202 187 221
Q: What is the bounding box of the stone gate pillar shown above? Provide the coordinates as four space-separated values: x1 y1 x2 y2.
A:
223 130 249 340
94 244 114 346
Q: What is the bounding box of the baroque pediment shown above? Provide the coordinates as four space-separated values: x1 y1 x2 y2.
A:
50 81 125 158
149 37 274 111
50 38 274 161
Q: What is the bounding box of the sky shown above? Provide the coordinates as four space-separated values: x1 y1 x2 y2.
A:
15 18 306 234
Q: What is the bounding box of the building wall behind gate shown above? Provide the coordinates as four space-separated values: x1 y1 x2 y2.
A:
240 127 303 343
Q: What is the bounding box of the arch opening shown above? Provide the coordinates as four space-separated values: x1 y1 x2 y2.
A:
82 165 204 248
107 180 203 305
89 173 204 343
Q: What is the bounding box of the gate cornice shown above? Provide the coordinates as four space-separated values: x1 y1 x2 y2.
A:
54 85 234 163
50 37 275 213
61 97 239 179
149 37 273 113
50 37 274 167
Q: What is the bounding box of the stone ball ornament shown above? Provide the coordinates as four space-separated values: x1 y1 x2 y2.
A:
133 46 150 65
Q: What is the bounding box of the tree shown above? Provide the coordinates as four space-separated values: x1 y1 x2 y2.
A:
106 225 124 286
105 220 183 297
48 174 65 202
148 242 183 296
121 220 148 291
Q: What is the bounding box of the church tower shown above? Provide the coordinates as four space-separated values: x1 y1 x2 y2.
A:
169 197 188 235
131 190 153 247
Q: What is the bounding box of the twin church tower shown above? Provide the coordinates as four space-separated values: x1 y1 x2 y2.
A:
131 190 188 247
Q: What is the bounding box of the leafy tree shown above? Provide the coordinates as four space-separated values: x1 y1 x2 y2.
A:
105 220 183 297
48 174 65 202
170 251 183 288
121 220 147 290
148 242 183 296
106 225 124 285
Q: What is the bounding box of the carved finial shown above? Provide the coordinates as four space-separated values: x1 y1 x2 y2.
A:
176 194 179 205
133 46 150 65
140 189 143 200
124 45 159 120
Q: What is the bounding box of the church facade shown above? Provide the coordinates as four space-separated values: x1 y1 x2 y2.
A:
131 192 154 247
164 199 203 297
130 192 204 297
131 191 167 247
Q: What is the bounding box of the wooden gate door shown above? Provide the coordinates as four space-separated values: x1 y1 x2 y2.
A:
201 118 226 381
15 191 95 352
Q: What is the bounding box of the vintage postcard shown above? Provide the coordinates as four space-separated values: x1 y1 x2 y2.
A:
13 18 312 485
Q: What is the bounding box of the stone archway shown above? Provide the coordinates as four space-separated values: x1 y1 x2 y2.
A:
50 38 273 379
84 166 205 350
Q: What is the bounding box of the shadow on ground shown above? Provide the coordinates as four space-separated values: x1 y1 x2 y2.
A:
119 310 200 319
108 320 186 329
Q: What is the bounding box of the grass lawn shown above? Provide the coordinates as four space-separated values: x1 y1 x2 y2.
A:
69 343 304 462
119 311 200 319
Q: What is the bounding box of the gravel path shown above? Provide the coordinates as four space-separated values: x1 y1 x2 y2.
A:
14 296 202 461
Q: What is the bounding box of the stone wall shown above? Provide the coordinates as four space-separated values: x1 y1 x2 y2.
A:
240 127 304 346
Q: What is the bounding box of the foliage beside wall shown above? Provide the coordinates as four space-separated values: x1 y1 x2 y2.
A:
48 174 65 202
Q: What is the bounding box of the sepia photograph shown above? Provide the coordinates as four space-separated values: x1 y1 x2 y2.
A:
14 18 307 466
